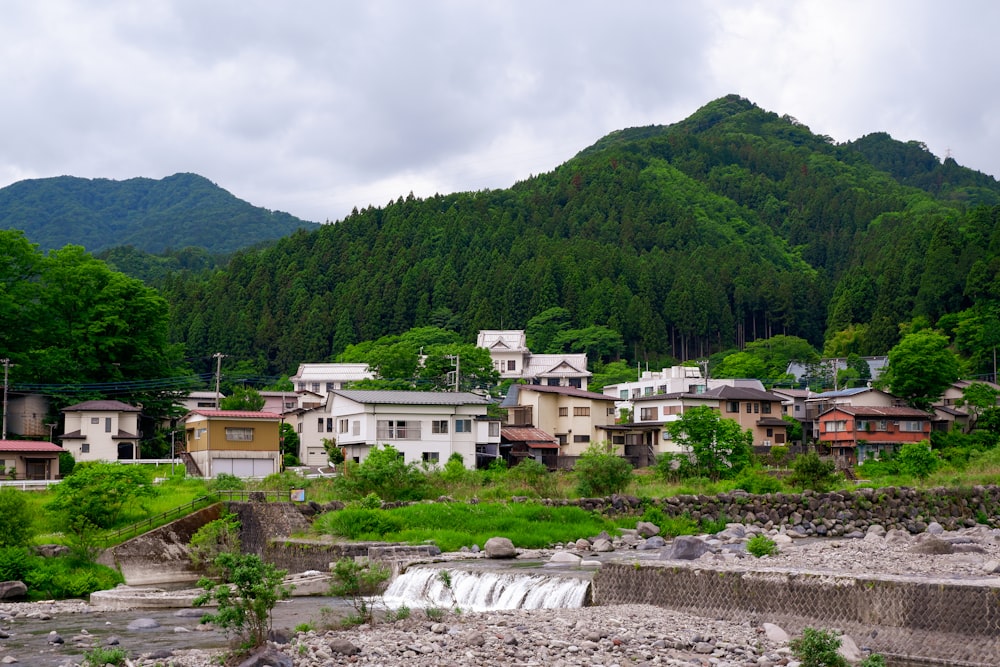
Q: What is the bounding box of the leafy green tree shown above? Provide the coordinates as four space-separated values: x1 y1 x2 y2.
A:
194 552 291 651
573 443 633 497
956 382 1000 431
328 557 391 625
880 330 960 410
787 452 839 492
714 335 817 383
340 444 427 501
0 488 35 547
665 405 753 481
549 325 624 364
896 442 938 479
46 462 156 529
525 307 572 353
279 422 299 461
416 343 499 391
220 386 266 411
323 438 345 465
588 360 640 394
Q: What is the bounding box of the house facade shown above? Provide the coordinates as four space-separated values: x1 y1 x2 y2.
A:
289 363 373 398
500 384 617 459
306 390 501 469
602 365 706 409
0 440 61 480
603 391 719 466
59 400 141 462
477 330 591 389
183 410 282 478
817 405 932 467
4 393 51 439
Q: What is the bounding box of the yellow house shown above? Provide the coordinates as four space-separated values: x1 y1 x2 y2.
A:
183 409 282 478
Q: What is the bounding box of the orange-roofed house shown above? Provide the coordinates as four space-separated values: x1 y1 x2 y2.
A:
818 405 932 467
0 440 62 480
182 410 282 478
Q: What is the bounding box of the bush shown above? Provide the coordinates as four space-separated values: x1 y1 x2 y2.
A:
574 443 633 497
195 552 290 651
58 450 76 477
508 458 554 497
82 647 128 667
0 546 34 581
46 462 155 529
747 534 778 557
896 442 938 479
189 513 241 574
208 473 245 492
0 488 35 546
319 508 405 539
337 444 428 501
328 557 391 625
787 453 840 492
790 627 849 667
23 557 124 600
732 468 783 495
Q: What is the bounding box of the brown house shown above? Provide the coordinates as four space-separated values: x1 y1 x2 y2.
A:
183 410 282 478
0 440 62 480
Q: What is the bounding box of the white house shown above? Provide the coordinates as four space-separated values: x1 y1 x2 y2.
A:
289 363 374 398
477 330 591 389
59 399 141 462
298 390 501 469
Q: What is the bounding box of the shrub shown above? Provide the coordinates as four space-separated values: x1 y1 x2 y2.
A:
328 557 391 625
787 453 840 492
508 458 555 497
320 508 405 539
83 647 128 667
23 557 124 600
747 534 778 557
195 552 291 651
0 546 34 581
337 444 428 501
732 468 783 495
45 462 156 529
58 450 76 477
574 443 633 497
208 473 245 492
896 442 939 479
790 627 848 667
0 488 35 546
189 513 241 574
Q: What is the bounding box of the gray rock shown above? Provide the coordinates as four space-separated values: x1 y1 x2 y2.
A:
0 581 26 600
911 536 954 555
574 538 591 551
328 638 360 655
926 521 945 535
762 622 789 643
662 535 711 560
636 521 661 538
838 634 864 663
484 536 517 559
548 551 582 565
639 536 667 550
236 646 293 667
591 538 614 552
127 617 161 630
32 544 70 558
47 631 63 645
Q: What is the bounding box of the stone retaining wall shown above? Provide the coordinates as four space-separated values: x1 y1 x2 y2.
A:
593 563 1000 666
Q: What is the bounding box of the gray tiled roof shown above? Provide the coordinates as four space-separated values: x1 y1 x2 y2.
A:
332 390 491 405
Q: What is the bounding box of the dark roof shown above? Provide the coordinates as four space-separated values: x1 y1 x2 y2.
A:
513 385 615 401
820 406 931 419
331 390 491 406
0 440 63 452
62 400 141 412
701 385 783 401
501 426 558 445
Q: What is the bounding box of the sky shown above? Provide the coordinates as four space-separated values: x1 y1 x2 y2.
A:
1 1 998 224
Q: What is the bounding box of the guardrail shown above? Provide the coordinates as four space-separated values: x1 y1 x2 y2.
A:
0 479 60 490
213 489 294 503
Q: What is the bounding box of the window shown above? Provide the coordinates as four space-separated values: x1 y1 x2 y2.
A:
91 417 100 424
338 419 349 434
794 405 801 413
753 403 760 414
640 407 657 421
225 427 254 441
352 420 360 436
507 360 516 371
745 402 752 414
326 382 335 392
573 434 590 443
877 420 888 431
762 403 771 414
558 407 569 417
296 423 302 433
607 407 615 416
297 383 304 391
489 422 500 437
573 407 590 417
619 390 628 399
195 428 207 439
311 383 320 392
900 421 923 432
326 418 334 433
727 401 739 413
547 378 560 386
632 389 640 398
657 385 667 394
643 387 653 396
825 420 847 432
317 418 324 432
766 428 773 437
612 435 625 445
105 417 112 432
432 420 449 434
377 420 419 439
81 443 90 453
569 378 582 388
455 419 472 433
421 452 440 463
556 433 567 445
856 420 871 432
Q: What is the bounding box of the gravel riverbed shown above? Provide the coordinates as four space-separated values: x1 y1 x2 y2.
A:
3 521 999 667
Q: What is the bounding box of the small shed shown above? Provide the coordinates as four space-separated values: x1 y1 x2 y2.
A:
0 440 62 480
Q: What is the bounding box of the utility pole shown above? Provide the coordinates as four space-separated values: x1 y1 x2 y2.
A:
213 353 227 408
446 354 460 392
1 358 11 440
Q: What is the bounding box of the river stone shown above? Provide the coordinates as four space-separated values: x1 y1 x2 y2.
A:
926 521 945 535
911 535 954 555
127 617 161 630
575 538 591 551
328 638 361 655
484 537 517 558
762 623 789 643
591 538 614 552
638 536 667 550
548 551 582 565
636 521 660 537
237 646 293 667
0 581 26 600
838 634 864 663
33 544 70 558
662 535 711 560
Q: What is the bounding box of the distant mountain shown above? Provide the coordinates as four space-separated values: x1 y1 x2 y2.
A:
0 172 318 254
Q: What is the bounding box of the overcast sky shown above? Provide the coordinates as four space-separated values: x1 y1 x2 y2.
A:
1 1 997 223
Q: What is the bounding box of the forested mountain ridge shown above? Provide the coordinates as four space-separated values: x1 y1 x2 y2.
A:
154 95 1000 381
0 172 318 254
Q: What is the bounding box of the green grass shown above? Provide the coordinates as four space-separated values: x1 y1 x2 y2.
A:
312 501 620 552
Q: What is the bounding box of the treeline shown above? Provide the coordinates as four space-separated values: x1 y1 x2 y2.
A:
152 96 1000 380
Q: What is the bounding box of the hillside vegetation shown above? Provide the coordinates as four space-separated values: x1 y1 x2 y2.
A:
153 95 1000 379
0 172 317 254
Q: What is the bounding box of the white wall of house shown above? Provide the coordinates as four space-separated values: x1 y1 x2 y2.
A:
62 408 139 462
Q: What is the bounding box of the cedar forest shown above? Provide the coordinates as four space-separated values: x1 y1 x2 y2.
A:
3 95 1000 428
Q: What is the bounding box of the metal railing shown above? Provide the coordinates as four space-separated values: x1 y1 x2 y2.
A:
104 494 219 547
0 479 60 490
212 489 294 503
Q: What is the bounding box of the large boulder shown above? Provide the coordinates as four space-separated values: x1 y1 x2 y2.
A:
661 535 711 561
484 537 517 559
0 581 27 600
636 521 661 538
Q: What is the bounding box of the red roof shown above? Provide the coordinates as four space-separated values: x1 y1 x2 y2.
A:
0 440 63 453
185 410 282 420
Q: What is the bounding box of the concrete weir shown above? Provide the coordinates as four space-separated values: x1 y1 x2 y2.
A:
594 562 1000 666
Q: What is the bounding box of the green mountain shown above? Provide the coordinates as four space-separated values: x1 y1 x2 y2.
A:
147 95 1000 380
0 172 318 254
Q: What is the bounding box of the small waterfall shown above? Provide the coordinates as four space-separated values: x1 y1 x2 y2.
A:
382 565 591 612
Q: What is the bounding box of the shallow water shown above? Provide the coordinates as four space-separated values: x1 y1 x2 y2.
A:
0 596 349 667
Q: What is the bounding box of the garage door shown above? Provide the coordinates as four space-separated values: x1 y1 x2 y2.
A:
214 458 274 477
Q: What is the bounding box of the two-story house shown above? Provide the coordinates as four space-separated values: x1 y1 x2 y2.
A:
305 390 501 469
818 405 932 467
477 330 591 389
602 365 706 416
59 400 141 462
500 384 617 460
182 409 282 478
